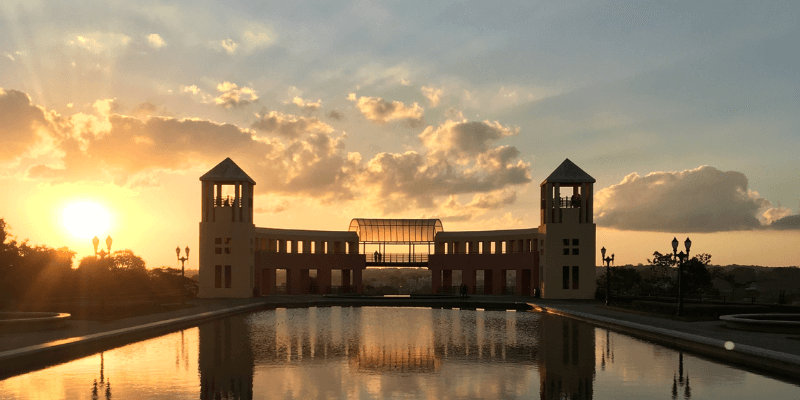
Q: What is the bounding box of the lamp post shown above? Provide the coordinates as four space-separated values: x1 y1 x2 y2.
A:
92 235 113 258
176 246 190 305
672 237 692 316
601 247 614 306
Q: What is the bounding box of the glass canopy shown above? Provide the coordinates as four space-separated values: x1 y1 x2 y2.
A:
348 219 444 243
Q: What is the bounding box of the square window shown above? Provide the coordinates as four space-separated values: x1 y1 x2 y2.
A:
572 239 579 246
215 238 222 245
224 238 232 244
225 247 231 254
572 248 579 255
215 247 222 254
563 248 570 255
562 239 569 246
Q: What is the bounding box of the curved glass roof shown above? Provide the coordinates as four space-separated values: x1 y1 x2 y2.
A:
348 219 443 243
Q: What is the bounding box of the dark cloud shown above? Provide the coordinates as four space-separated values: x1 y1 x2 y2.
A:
326 110 344 120
768 214 800 230
595 166 781 232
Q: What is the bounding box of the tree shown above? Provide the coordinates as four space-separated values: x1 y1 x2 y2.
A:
712 266 756 300
0 219 78 302
596 267 642 295
682 253 715 294
645 251 676 292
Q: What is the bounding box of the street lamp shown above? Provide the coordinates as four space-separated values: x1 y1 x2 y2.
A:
176 246 190 305
672 237 692 316
601 247 614 306
92 235 113 258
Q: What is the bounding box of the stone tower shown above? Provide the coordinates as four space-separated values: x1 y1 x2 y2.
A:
198 158 256 298
538 159 596 299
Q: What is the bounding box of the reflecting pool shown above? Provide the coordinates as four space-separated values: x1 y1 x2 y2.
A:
1 307 799 399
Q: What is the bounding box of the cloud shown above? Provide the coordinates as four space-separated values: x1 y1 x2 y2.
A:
421 86 443 107
180 85 201 95
214 82 258 108
250 110 333 139
241 25 275 53
445 108 463 120
768 214 800 230
326 110 344 120
211 39 238 54
291 96 320 112
4 88 531 214
419 190 518 223
0 88 354 199
68 32 131 54
0 88 57 161
348 94 424 127
147 33 167 49
762 206 793 225
419 119 520 162
358 119 530 212
594 166 789 232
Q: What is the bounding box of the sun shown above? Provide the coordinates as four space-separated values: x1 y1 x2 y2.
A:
61 201 112 239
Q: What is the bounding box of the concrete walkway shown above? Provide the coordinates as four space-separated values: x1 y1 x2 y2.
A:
528 299 800 381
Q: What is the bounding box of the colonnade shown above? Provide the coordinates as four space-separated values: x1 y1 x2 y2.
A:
429 230 539 296
254 229 365 295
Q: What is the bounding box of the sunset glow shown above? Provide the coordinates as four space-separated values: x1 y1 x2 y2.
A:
0 2 798 269
60 201 111 240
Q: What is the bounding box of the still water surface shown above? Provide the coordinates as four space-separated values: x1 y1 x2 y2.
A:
1 307 799 399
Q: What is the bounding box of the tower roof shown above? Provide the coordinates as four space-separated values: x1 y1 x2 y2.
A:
199 158 256 184
542 158 595 185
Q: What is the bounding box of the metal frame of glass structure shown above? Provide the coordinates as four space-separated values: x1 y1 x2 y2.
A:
348 219 444 264
348 219 443 244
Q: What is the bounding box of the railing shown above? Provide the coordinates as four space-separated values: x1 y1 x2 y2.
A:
213 196 242 207
597 289 739 303
558 197 581 208
437 286 516 295
369 253 429 263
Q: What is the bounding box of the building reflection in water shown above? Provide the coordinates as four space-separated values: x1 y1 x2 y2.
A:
204 306 597 399
537 313 595 400
198 316 255 399
3 306 795 399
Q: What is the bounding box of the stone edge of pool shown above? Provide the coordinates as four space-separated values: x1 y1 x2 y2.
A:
0 302 268 379
534 304 800 381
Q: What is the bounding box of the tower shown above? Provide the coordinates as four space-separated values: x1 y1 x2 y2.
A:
538 159 596 299
198 158 256 298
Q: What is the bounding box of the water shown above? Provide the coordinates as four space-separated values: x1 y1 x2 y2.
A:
1 307 798 399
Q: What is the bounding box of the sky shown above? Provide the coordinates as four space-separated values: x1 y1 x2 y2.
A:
1 0 799 270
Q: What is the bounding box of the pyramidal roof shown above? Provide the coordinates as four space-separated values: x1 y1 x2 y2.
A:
542 158 595 184
199 158 256 184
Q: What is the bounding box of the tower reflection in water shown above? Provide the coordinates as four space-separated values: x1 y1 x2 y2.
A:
198 317 255 399
195 307 597 399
